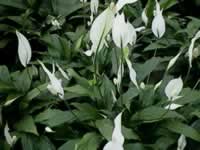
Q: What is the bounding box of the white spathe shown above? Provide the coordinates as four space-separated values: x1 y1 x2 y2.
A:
142 8 148 26
188 30 200 68
112 13 136 48
103 112 124 150
177 134 187 150
126 58 139 89
90 0 99 15
38 61 64 99
4 124 17 147
151 0 165 38
113 62 124 91
165 77 183 101
165 103 183 110
116 0 138 12
85 6 115 56
167 51 182 71
16 31 32 67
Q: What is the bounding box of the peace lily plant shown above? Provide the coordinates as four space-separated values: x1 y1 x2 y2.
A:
2 0 200 149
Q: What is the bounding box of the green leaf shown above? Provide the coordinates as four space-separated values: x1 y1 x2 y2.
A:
0 0 27 9
35 109 76 127
75 132 102 150
0 66 11 83
58 139 80 150
135 57 161 81
176 88 200 105
15 115 38 135
72 103 101 121
160 0 178 10
40 0 82 17
95 119 113 141
21 134 56 150
131 106 185 123
161 120 200 142
11 68 32 93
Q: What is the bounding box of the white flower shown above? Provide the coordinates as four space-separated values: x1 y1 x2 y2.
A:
85 5 115 56
188 30 200 68
135 26 146 32
177 134 187 150
56 64 70 80
140 82 145 89
45 126 55 133
16 31 32 67
142 8 148 26
88 0 99 25
167 51 182 71
164 77 183 110
116 0 138 12
164 103 183 110
4 124 17 147
38 61 64 99
154 80 162 91
103 112 124 150
112 13 136 48
126 58 139 89
151 0 165 38
165 77 183 101
90 0 99 15
114 62 124 91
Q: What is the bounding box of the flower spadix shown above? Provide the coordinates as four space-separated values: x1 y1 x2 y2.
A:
85 4 115 56
188 30 200 68
16 31 32 67
164 77 183 110
103 112 124 150
151 0 165 38
112 13 137 48
38 61 64 99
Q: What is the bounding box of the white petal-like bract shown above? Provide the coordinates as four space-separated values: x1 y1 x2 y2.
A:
112 13 136 48
116 0 138 12
38 61 64 99
167 51 182 71
4 124 17 147
188 30 200 68
103 112 124 150
151 0 165 38
165 103 183 110
126 58 139 89
152 10 165 38
90 0 99 15
89 6 115 55
16 31 32 67
142 8 148 26
177 134 187 150
165 77 183 100
56 64 70 80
